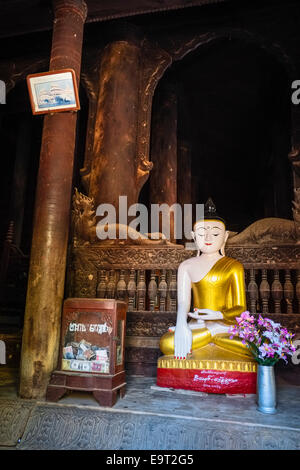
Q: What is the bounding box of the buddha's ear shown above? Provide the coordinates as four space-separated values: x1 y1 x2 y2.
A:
220 230 229 256
191 230 195 241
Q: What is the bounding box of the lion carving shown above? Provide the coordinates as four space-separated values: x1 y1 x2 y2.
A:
71 188 176 246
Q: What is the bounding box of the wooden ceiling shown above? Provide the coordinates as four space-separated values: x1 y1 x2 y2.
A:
0 0 226 39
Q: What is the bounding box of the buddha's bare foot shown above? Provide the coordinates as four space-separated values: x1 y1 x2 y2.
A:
189 320 205 330
206 322 230 336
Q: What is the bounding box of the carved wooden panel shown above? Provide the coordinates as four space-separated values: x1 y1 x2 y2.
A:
70 245 300 270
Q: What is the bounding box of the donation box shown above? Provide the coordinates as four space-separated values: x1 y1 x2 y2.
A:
46 298 127 407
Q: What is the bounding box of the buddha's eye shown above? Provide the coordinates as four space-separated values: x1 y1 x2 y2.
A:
212 234 219 237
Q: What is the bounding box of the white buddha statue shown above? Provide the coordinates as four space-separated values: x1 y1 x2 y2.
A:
159 199 252 361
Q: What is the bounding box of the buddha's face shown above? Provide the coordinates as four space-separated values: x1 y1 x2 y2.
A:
192 220 228 254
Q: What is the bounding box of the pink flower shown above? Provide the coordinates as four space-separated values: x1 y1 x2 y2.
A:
257 315 265 326
259 344 276 358
240 311 255 323
229 313 295 365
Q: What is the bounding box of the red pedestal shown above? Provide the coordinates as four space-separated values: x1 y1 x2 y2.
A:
157 367 257 394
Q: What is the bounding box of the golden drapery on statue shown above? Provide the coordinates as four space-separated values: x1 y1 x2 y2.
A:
159 256 253 360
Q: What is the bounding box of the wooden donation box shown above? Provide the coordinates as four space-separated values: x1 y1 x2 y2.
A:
46 298 127 407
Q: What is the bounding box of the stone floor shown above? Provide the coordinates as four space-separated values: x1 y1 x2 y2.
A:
0 366 300 450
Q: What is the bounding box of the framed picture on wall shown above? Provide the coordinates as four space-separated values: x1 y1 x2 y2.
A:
27 69 80 115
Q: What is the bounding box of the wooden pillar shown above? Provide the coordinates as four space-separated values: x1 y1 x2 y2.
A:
88 40 141 213
150 85 178 241
19 0 87 399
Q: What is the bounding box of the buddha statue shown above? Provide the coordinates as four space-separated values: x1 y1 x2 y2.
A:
157 199 257 394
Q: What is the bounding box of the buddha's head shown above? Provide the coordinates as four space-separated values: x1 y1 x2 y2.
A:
191 198 229 255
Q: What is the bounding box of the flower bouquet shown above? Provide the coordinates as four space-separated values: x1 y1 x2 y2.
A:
229 311 296 414
228 311 296 365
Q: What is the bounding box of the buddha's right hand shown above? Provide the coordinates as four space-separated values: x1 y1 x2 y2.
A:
188 309 223 320
174 320 192 359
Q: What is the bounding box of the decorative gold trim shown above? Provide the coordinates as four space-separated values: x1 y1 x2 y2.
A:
158 356 257 372
157 356 257 372
157 345 257 373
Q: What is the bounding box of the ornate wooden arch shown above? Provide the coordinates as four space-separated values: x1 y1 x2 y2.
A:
136 28 295 196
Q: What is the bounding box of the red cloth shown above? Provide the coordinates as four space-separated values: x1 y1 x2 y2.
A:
157 367 257 394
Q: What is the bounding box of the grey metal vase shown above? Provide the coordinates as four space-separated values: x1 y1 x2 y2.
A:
257 364 277 414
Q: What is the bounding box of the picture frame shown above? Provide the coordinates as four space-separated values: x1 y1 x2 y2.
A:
26 68 80 115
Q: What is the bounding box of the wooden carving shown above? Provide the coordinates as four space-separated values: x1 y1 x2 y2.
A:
72 188 97 244
292 187 300 243
136 40 172 193
227 218 298 246
289 146 300 177
71 188 177 247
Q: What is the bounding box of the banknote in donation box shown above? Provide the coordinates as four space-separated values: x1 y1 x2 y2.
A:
46 299 127 408
61 314 113 374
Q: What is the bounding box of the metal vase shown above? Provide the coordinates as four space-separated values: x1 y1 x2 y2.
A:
257 364 277 414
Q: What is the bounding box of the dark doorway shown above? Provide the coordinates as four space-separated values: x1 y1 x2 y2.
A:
148 38 292 233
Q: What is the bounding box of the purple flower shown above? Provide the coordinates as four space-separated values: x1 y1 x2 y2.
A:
229 313 295 364
240 311 255 323
258 344 276 359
